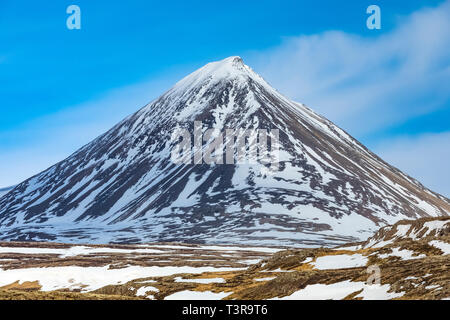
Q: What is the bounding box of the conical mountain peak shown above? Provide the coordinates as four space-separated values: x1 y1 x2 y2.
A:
217 55 245 68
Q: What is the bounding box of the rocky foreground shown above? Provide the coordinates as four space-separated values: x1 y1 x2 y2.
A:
0 217 448 300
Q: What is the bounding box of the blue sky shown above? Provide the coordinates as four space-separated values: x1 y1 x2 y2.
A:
0 0 449 196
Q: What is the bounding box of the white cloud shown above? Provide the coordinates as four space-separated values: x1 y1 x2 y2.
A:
373 132 450 198
249 0 450 137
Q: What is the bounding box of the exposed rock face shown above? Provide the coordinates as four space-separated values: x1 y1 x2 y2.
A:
0 56 448 246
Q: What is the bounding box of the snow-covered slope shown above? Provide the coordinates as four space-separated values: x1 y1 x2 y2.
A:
0 57 449 246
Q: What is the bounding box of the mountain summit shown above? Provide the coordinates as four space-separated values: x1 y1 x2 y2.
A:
0 57 448 246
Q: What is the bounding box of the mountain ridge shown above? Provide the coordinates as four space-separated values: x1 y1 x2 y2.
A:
0 56 448 246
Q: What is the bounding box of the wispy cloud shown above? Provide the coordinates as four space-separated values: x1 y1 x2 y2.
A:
250 0 450 138
373 131 450 197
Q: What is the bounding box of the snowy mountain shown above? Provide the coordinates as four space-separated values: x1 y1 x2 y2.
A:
0 56 448 246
